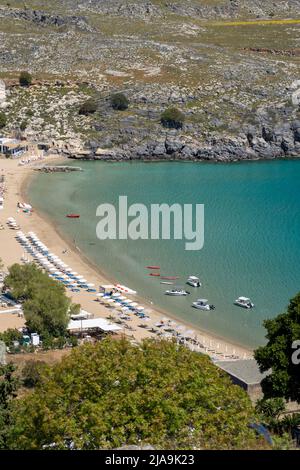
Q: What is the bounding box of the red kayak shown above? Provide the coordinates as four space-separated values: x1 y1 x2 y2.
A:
149 273 160 277
146 266 160 269
66 214 80 218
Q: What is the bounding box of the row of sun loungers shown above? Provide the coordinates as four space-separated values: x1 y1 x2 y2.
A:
18 155 45 166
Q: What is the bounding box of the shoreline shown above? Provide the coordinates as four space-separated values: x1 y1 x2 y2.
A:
1 155 253 359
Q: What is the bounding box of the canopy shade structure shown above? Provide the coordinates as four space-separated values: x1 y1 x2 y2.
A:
67 319 122 332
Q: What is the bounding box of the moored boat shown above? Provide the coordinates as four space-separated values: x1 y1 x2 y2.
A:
234 297 254 309
149 273 160 277
146 266 160 269
66 214 80 218
187 275 201 287
165 288 189 296
192 299 215 311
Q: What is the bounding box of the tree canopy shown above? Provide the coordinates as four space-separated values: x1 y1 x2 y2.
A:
8 338 264 450
254 292 300 403
4 263 70 337
0 364 19 449
161 107 185 129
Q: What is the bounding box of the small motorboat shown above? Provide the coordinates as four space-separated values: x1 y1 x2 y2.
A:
146 266 160 269
165 288 190 296
160 281 174 285
192 299 215 311
66 214 80 218
149 273 160 277
186 276 202 287
234 297 254 309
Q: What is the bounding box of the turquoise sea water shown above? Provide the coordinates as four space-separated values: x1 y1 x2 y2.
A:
27 160 300 348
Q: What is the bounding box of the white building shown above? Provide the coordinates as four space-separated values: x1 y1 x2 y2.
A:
0 137 28 158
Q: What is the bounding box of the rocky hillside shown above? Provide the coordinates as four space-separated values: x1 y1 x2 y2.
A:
0 0 300 161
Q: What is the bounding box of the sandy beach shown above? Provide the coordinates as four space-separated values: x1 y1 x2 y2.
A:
0 155 253 360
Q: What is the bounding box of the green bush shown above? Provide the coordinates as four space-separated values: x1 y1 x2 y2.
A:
161 107 185 129
79 99 97 115
110 93 129 111
20 121 27 132
22 360 47 388
19 71 32 87
0 112 7 129
0 329 23 348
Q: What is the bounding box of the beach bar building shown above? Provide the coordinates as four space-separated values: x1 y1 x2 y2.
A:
67 318 122 335
215 359 271 401
0 138 28 158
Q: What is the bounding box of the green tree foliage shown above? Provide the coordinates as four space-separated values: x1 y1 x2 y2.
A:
254 292 300 403
19 71 32 87
160 107 185 129
22 361 47 388
8 338 264 450
0 329 23 348
5 263 70 337
110 93 129 111
256 397 286 421
79 99 97 115
0 364 19 449
0 112 7 129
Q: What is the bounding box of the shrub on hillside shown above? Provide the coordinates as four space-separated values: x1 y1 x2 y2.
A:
160 107 185 129
0 112 7 129
110 93 129 111
19 71 32 87
20 121 27 132
79 99 97 115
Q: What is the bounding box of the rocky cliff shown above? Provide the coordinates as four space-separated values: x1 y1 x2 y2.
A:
0 1 299 161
